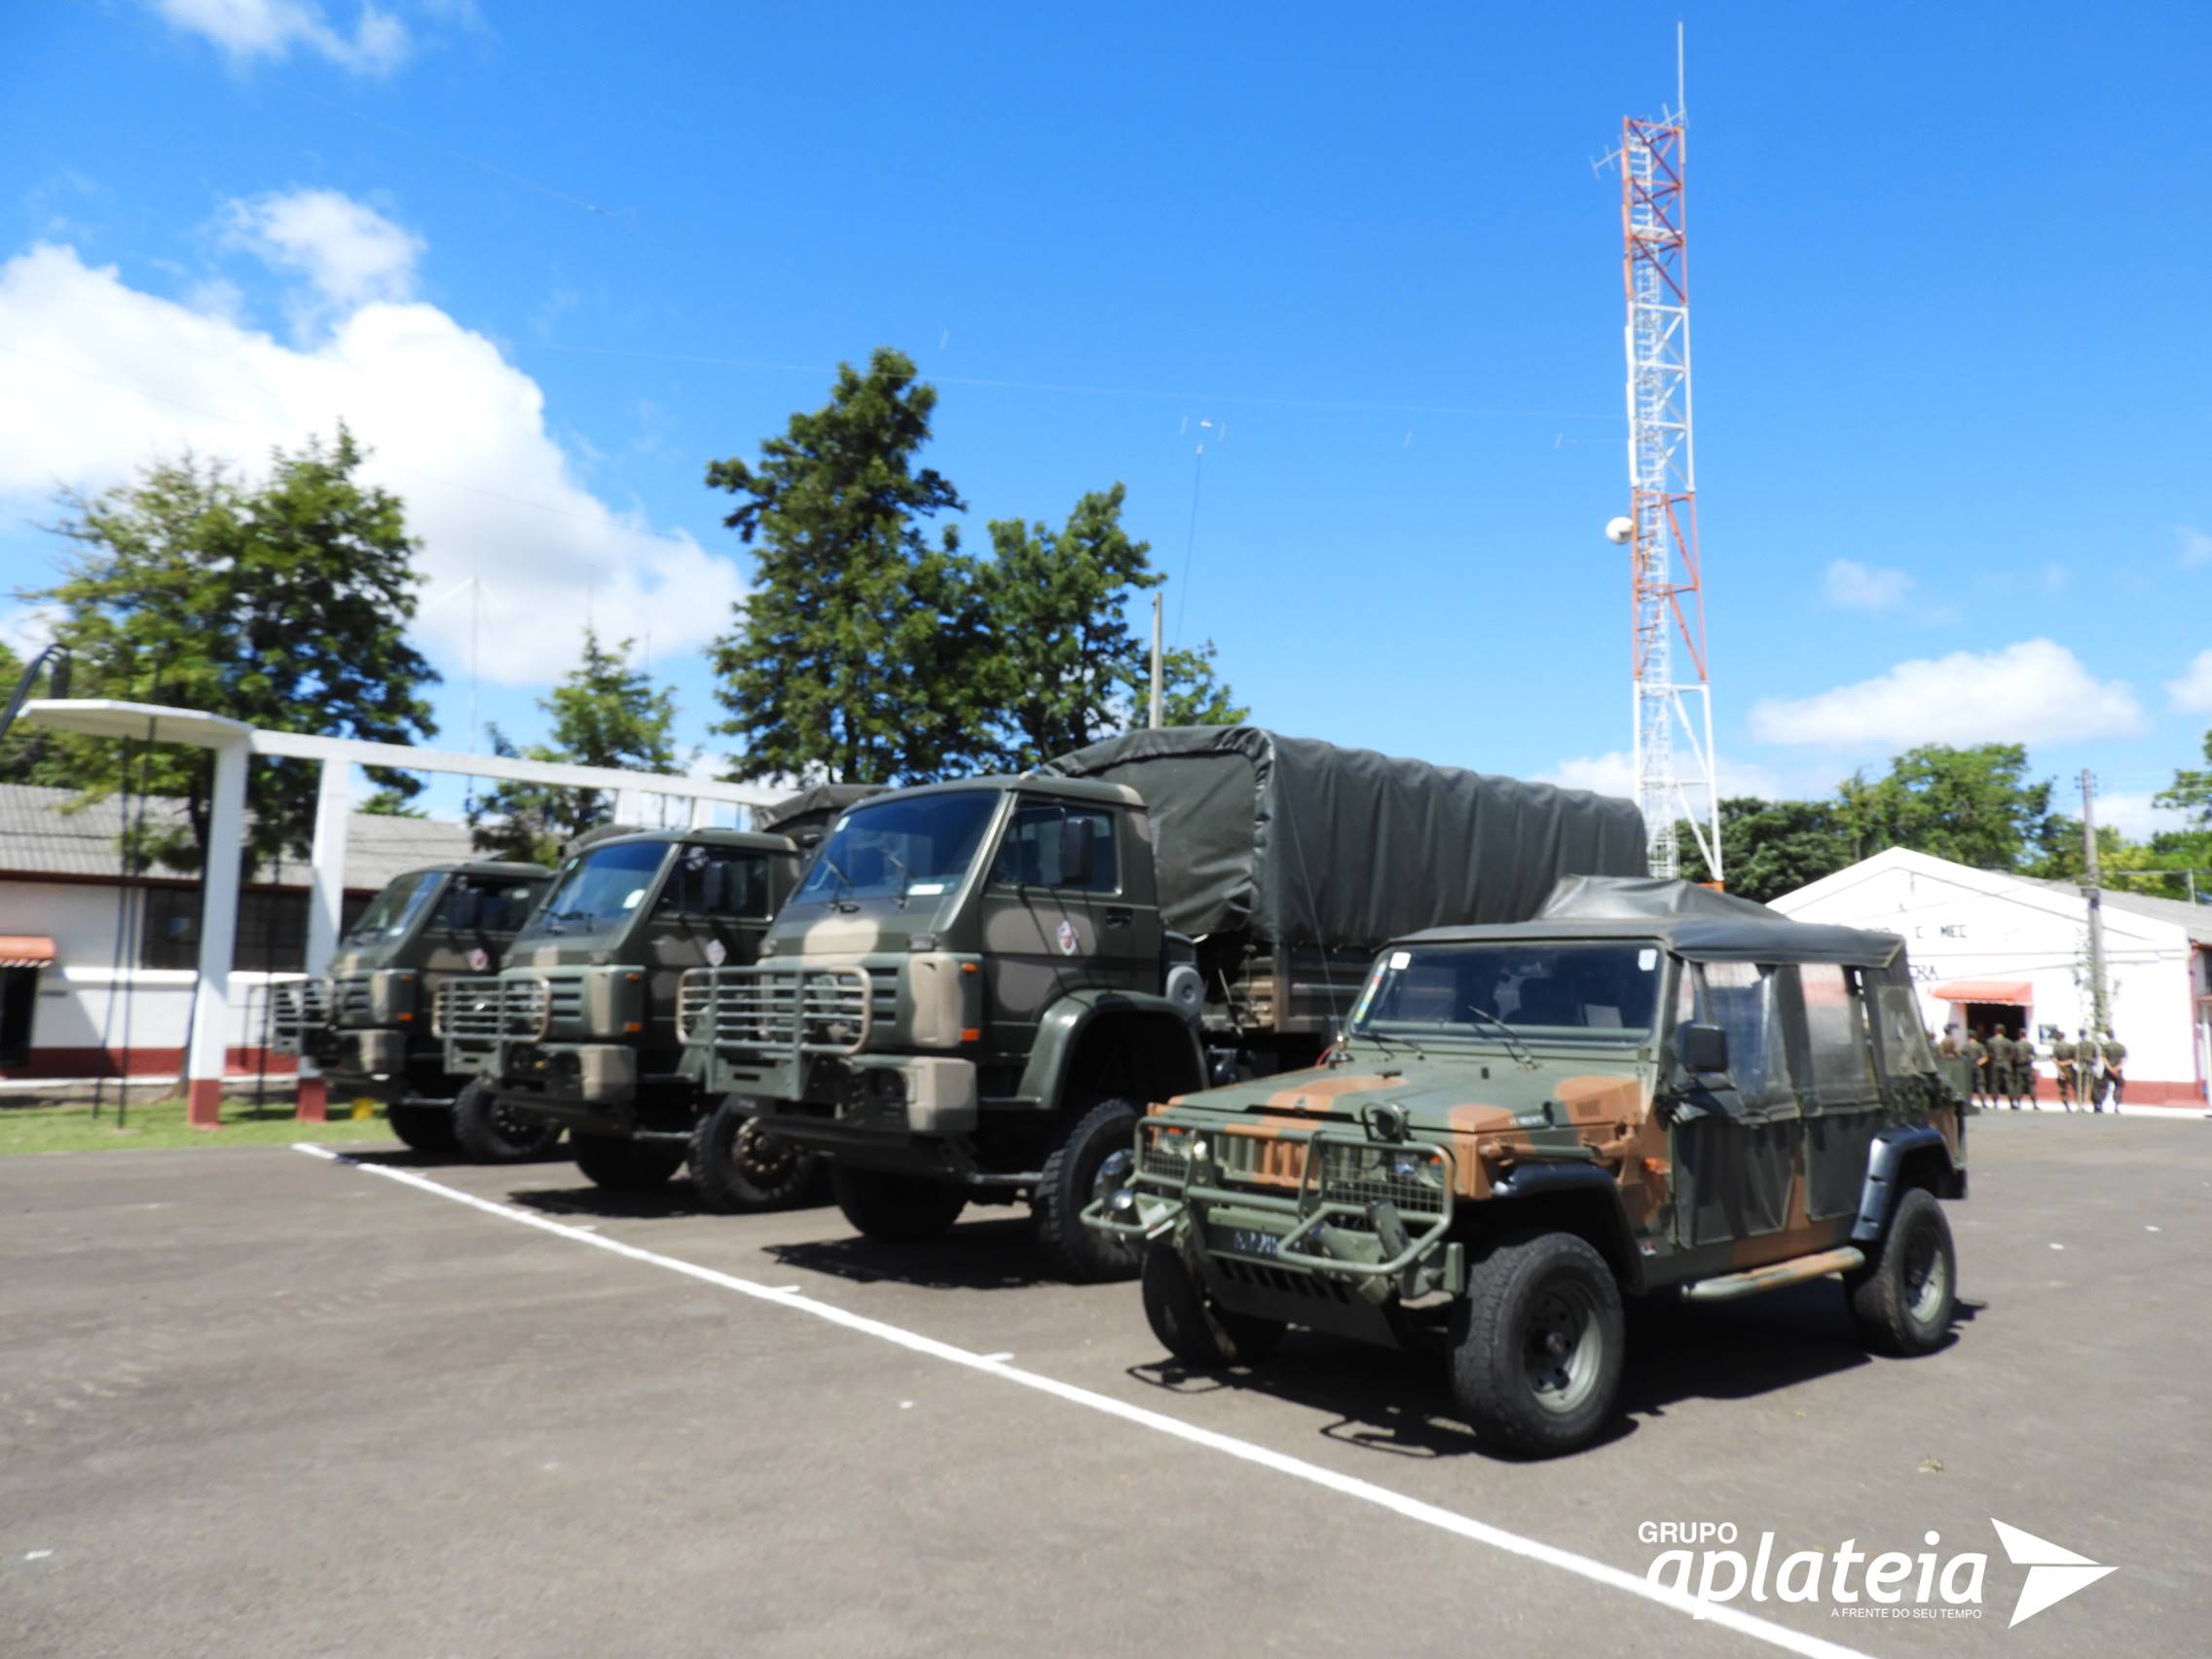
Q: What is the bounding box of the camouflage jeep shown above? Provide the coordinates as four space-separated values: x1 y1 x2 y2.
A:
1086 876 1967 1456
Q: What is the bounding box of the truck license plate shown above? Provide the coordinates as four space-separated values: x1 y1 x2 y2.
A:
1224 1228 1281 1259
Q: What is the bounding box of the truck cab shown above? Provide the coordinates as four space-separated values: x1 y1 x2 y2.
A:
291 860 550 1158
436 826 807 1198
1087 876 1970 1456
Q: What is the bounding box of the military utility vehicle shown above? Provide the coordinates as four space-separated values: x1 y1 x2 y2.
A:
1086 876 1968 1456
678 727 1645 1279
436 806 848 1206
283 861 552 1159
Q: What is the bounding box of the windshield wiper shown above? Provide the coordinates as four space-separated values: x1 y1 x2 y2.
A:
1464 1005 1538 1069
881 846 916 908
816 854 860 911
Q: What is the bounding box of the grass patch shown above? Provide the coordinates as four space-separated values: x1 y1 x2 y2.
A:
0 1095 399 1156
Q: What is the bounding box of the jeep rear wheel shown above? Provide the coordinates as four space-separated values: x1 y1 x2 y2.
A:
690 1099 825 1213
571 1133 686 1192
1141 1244 1284 1369
1845 1186 1956 1356
451 1081 560 1163
831 1163 967 1242
1034 1098 1144 1283
1449 1231 1626 1457
386 1103 458 1155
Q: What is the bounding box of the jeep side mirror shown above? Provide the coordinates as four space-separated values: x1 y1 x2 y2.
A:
1678 1022 1729 1075
1057 817 1094 887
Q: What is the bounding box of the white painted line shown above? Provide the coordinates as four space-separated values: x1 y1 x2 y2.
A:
291 1143 1867 1659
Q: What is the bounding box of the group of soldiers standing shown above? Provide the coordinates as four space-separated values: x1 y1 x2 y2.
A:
1935 1023 2127 1112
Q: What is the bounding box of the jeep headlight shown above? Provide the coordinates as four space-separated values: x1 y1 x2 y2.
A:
367 970 418 1024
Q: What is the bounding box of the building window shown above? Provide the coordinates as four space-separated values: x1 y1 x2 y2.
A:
140 888 373 972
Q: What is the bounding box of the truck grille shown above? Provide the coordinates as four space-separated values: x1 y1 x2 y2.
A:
265 977 331 1055
1311 1140 1451 1216
678 966 875 1055
1213 1128 1308 1190
434 975 554 1042
332 974 374 1027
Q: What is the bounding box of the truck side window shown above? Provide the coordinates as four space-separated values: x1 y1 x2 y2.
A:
1697 961 1790 1106
655 851 770 920
989 805 1119 893
1800 963 1874 1089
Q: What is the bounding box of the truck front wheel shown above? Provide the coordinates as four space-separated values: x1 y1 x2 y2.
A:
831 1164 967 1242
1034 1098 1145 1283
452 1081 560 1163
1448 1231 1626 1457
1141 1244 1284 1368
1844 1187 1956 1355
571 1133 686 1192
387 1103 458 1155
690 1099 825 1213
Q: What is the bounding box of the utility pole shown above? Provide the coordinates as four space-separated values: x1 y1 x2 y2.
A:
1149 591 1164 730
2082 769 2111 1033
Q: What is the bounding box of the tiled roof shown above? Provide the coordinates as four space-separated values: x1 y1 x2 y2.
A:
0 783 472 892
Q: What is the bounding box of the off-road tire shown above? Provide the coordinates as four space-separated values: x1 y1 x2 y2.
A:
1845 1186 1956 1356
571 1133 686 1192
830 1163 968 1242
1448 1231 1626 1457
386 1102 458 1155
451 1081 561 1163
689 1099 825 1213
1034 1097 1145 1283
1141 1243 1285 1369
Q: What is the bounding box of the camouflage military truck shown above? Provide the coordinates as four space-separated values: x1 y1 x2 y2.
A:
282 861 553 1159
679 727 1646 1280
1086 876 1968 1456
435 812 835 1206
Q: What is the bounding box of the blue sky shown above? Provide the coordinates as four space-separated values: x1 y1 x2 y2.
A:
2 1 2207 834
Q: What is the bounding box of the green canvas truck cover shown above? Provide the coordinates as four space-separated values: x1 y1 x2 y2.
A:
1043 726 1646 951
1533 874 1901 968
755 783 886 839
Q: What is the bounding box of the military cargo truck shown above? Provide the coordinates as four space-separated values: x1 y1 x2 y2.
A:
1086 877 1968 1456
283 861 552 1159
678 727 1646 1280
436 820 822 1204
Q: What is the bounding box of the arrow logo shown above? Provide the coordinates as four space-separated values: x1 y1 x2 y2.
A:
1991 1518 2117 1627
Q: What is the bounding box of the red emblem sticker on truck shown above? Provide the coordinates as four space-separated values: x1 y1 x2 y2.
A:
705 938 727 967
467 947 490 972
1054 919 1079 955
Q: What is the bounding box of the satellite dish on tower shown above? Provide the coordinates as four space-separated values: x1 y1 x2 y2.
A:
1604 515 1635 545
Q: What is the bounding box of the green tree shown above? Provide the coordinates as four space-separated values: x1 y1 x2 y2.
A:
2155 726 2212 826
705 349 990 785
1676 796 1858 903
974 485 1248 767
469 628 686 865
19 430 437 875
1836 744 2060 872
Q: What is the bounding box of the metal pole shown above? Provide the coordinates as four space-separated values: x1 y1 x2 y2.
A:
1149 592 1164 730
2082 768 2111 1034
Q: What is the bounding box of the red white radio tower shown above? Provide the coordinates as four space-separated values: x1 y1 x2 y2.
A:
1606 26 1721 882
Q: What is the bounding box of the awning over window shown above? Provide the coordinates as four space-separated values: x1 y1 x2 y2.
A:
1931 978 2032 1005
0 935 55 969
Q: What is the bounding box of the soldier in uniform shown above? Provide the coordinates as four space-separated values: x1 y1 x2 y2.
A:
1936 1026 1969 1102
1985 1026 2014 1109
2075 1028 2099 1109
2098 1028 2127 1112
2010 1028 2037 1109
1965 1026 1991 1106
2051 1030 2078 1110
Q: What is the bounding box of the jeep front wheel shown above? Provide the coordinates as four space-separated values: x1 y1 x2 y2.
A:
1034 1098 1144 1283
452 1081 560 1163
571 1133 686 1192
690 1099 825 1212
1449 1231 1626 1457
1141 1244 1284 1369
1845 1187 1956 1355
831 1164 967 1242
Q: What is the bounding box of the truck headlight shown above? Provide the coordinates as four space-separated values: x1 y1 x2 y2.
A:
368 970 418 1024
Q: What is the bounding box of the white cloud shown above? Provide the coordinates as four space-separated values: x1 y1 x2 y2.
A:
2167 648 2212 714
0 240 742 687
2179 525 2212 568
223 190 422 325
1538 752 1791 802
151 0 409 75
1748 640 2146 748
1822 558 1916 612
2092 792 2188 842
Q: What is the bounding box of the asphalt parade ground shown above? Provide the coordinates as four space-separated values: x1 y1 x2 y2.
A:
4 1112 2207 1658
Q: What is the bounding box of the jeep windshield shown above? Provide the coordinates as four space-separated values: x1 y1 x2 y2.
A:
794 791 998 906
521 840 670 937
343 871 443 944
1350 940 1663 1045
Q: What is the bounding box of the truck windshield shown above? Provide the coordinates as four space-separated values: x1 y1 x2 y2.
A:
343 872 443 943
1350 941 1663 1044
795 791 998 904
523 841 670 936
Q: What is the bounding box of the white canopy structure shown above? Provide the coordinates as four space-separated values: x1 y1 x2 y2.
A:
19 699 779 1126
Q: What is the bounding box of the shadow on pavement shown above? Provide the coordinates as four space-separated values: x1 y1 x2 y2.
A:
764 1213 1060 1292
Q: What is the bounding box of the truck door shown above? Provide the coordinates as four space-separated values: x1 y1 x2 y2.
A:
1672 961 1802 1260
647 848 774 1054
1798 964 1894 1226
978 800 1139 1059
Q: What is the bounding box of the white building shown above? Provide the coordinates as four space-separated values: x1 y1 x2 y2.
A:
1772 846 2212 1107
0 783 471 1081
